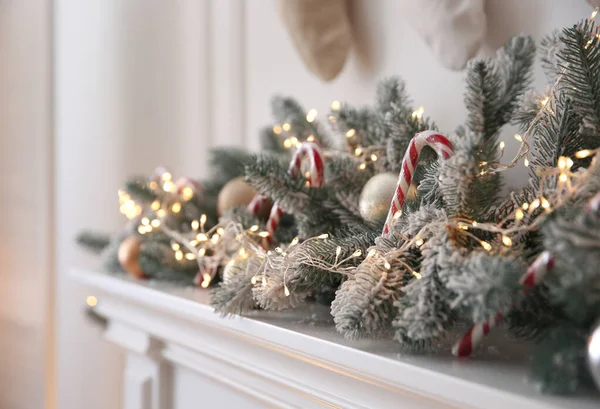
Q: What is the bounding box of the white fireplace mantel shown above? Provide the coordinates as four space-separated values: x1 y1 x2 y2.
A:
71 269 598 409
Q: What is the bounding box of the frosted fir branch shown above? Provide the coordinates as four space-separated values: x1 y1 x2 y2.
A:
445 251 523 323
392 233 459 347
465 35 536 140
394 205 448 238
211 257 262 315
375 76 411 114
332 247 415 339
254 230 378 311
76 231 111 254
540 30 565 82
330 104 386 148
124 179 157 203
271 96 330 147
512 89 546 131
436 133 501 220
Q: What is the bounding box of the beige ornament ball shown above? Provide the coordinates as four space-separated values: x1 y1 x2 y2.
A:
217 177 258 216
276 0 352 81
359 173 398 224
118 236 146 279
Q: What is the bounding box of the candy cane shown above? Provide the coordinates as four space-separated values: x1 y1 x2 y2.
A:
382 131 454 235
452 251 555 357
247 193 271 217
263 141 325 248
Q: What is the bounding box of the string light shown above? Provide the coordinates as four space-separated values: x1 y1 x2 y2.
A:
346 129 356 138
306 109 318 123
367 249 377 259
157 209 167 218
137 225 146 234
384 261 391 270
86 296 98 307
393 210 402 220
328 115 336 123
522 203 529 210
200 214 207 226
191 220 200 230
151 219 161 228
211 234 220 244
161 172 172 181
175 250 184 260
172 202 182 213
539 96 550 107
515 209 525 221
216 227 225 236
149 181 158 190
258 231 270 238
331 100 341 111
358 163 367 170
576 149 592 159
559 173 568 183
290 237 299 246
273 125 282 135
541 197 551 210
412 271 422 279
499 141 506 151
284 285 290 296
531 199 540 209
185 253 196 260
283 138 293 149
352 249 362 257
196 233 208 241
480 241 492 252
370 154 378 162
163 181 174 192
181 187 194 201
306 135 315 142
411 106 425 120
415 238 424 248
502 235 513 247
200 273 211 288
249 225 259 232
251 276 258 285
151 200 160 211
282 123 291 132
318 233 329 239
354 146 363 156
198 248 206 257
514 134 523 142
141 217 150 226
171 242 180 251
524 157 530 167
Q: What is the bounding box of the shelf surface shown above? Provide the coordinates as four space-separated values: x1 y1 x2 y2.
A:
72 268 599 409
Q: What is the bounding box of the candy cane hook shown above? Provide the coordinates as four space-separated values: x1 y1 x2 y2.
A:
382 131 454 234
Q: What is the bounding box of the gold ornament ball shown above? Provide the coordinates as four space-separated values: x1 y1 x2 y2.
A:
217 177 258 216
118 236 146 279
359 173 398 224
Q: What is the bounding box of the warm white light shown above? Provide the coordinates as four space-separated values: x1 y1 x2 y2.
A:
352 249 362 257
415 239 424 247
196 233 208 241
185 253 196 260
150 219 161 228
151 200 160 211
331 100 341 111
499 141 505 151
191 220 200 230
514 134 523 142
175 250 183 260
284 285 290 297
172 202 182 213
200 273 211 288
515 209 524 221
250 225 259 232
502 235 512 247
217 227 225 236
273 125 283 135
480 241 492 251
86 296 98 307
576 149 592 159
370 154 378 162
346 129 356 138
306 109 318 123
318 233 329 239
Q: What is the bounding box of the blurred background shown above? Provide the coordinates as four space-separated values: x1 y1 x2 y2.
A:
0 1 594 408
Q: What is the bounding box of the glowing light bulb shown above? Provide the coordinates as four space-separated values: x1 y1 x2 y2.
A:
282 123 291 132
251 276 258 285
163 181 174 192
499 141 505 151
284 285 290 296
524 158 529 167
171 242 180 251
514 134 523 142
86 296 98 307
306 109 318 123
415 239 424 247
318 234 329 239
331 100 341 111
182 187 194 201
151 200 160 210
175 250 183 261
258 231 270 238
541 197 550 209
370 154 378 162
151 219 161 228
162 172 172 181
502 235 512 247
559 173 568 183
384 261 391 270
249 225 259 232
480 241 492 251
137 225 146 234
185 253 196 260
352 249 362 257
290 237 299 246
345 129 356 138
191 220 200 230
393 210 402 220
412 271 422 279
217 227 225 236
531 199 540 209
273 125 282 135
200 273 211 288
141 217 150 226
576 149 592 159
196 233 208 241
354 146 363 156
172 202 182 213
515 209 524 221
358 163 367 170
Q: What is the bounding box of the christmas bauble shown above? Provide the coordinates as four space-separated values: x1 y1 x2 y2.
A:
118 236 145 279
217 177 258 216
588 321 600 389
359 173 398 224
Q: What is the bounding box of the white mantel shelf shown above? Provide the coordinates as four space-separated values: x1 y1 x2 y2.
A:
72 269 598 409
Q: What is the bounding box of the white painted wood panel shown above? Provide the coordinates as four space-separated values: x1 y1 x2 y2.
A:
72 269 599 409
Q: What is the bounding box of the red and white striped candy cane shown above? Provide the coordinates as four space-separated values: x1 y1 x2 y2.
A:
289 141 325 188
263 141 325 248
247 193 271 217
452 251 555 357
382 131 454 234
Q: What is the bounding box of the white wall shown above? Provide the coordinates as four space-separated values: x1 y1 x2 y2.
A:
53 1 595 408
0 1 53 408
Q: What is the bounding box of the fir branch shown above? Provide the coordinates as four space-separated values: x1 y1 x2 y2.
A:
465 35 536 140
76 231 111 254
211 257 261 315
558 20 600 133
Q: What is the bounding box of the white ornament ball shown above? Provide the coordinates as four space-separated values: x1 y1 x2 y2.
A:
359 173 398 224
588 321 600 389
